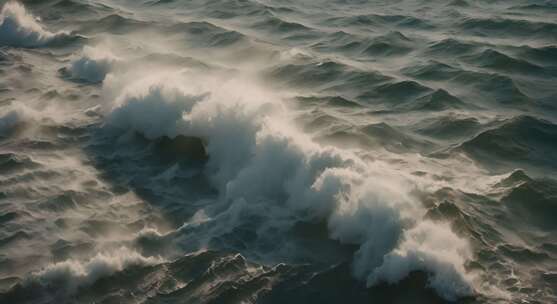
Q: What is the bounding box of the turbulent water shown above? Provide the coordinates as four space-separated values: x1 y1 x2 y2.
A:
0 0 556 303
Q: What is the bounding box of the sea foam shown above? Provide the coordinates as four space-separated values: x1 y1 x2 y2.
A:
0 1 69 47
68 46 118 83
27 247 162 293
102 70 477 300
0 100 39 136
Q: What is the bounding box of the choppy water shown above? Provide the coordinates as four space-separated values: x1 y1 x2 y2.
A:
0 0 556 303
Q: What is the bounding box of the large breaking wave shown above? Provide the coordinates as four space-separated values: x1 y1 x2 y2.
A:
99 67 476 300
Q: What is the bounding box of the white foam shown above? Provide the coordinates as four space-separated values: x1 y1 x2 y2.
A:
106 72 205 139
0 1 68 47
0 100 39 136
367 221 474 300
68 46 119 83
0 99 79 136
98 66 480 300
28 247 162 292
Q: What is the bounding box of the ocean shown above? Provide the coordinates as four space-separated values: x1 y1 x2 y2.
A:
0 0 556 303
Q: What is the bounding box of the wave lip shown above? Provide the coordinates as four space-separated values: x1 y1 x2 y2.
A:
0 1 71 48
65 46 118 83
29 247 162 288
0 247 164 303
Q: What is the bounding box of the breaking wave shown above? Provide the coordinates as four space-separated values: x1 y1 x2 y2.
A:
66 46 118 83
102 70 477 300
27 247 163 292
0 1 71 47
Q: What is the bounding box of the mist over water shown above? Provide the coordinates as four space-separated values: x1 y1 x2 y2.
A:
0 0 556 303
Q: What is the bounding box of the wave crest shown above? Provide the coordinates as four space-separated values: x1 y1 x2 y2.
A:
0 1 70 47
67 46 118 83
103 71 477 300
27 247 163 292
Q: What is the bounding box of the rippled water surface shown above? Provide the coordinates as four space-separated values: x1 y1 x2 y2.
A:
0 0 556 303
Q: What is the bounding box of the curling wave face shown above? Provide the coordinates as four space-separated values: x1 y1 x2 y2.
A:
0 1 556 304
0 1 72 47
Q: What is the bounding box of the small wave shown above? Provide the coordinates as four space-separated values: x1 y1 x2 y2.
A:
0 230 31 248
319 122 434 153
447 0 470 7
0 1 72 48
452 71 531 104
22 247 162 295
322 13 434 30
359 80 433 104
0 153 39 174
138 53 211 69
403 60 467 80
296 95 363 109
268 60 392 93
0 99 50 139
464 49 547 76
414 115 482 140
518 45 557 67
501 176 557 230
458 17 557 42
361 32 413 57
51 0 111 17
84 14 151 35
167 21 248 48
0 211 18 224
64 46 118 83
426 38 479 56
494 169 532 188
372 14 434 29
252 16 312 33
459 116 557 172
36 191 83 212
509 3 557 12
401 89 468 112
